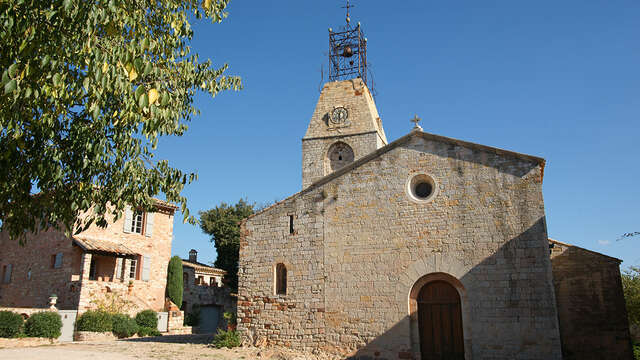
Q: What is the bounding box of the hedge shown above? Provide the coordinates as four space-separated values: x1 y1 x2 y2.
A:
0 311 24 338
135 309 158 329
25 311 62 339
137 326 161 337
112 314 138 338
76 310 113 332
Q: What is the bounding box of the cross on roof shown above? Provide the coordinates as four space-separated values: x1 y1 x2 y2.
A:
342 0 354 22
342 0 354 15
411 114 423 131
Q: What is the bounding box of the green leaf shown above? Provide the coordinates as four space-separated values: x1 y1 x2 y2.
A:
135 85 145 100
52 73 61 86
1 70 9 86
8 63 19 78
63 0 72 12
138 93 149 108
4 79 17 94
143 63 153 76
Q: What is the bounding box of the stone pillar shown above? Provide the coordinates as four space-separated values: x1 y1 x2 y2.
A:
80 252 92 281
123 259 131 282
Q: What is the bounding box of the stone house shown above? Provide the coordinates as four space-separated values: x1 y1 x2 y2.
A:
237 79 632 359
181 249 235 333
0 200 177 313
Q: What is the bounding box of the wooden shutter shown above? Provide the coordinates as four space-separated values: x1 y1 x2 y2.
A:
142 255 151 281
145 212 154 237
115 257 123 279
4 264 12 283
123 206 133 233
54 253 63 268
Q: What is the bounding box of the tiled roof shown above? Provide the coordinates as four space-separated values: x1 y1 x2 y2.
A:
73 235 138 256
181 259 227 275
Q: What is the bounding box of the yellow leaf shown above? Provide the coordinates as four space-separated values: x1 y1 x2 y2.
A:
203 0 212 10
148 88 159 105
129 67 138 82
102 62 109 73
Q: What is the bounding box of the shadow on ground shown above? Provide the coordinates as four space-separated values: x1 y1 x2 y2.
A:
121 334 214 344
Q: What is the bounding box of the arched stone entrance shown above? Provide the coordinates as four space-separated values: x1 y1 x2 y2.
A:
417 281 464 360
408 272 469 360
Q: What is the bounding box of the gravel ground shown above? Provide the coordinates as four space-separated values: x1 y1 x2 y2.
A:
0 335 339 360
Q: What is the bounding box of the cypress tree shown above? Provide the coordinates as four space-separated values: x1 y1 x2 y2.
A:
166 256 183 308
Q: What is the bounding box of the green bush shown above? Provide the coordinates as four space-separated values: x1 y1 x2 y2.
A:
111 314 138 338
76 310 113 332
0 311 24 338
166 256 183 308
211 329 241 349
137 326 162 337
634 341 640 360
24 311 62 339
135 309 158 329
184 306 200 326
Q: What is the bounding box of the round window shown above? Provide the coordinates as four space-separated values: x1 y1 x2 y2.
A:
407 174 437 203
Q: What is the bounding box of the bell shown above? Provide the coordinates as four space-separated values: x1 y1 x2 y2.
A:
342 46 353 58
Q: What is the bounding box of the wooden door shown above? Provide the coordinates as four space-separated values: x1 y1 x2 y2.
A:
418 281 464 360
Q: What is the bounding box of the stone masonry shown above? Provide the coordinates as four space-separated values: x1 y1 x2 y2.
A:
238 79 565 359
549 239 633 360
0 200 176 314
302 79 387 189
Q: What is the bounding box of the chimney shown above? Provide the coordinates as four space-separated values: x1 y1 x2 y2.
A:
189 249 197 263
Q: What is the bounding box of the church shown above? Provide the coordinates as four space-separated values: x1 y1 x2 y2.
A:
237 9 631 360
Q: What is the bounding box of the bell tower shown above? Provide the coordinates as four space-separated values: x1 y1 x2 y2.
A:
302 2 387 189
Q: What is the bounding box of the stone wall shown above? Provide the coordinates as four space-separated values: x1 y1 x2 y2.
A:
240 133 563 359
0 228 81 309
302 132 382 189
550 240 633 360
239 190 326 350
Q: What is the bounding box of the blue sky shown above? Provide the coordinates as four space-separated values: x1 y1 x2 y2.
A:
158 1 640 267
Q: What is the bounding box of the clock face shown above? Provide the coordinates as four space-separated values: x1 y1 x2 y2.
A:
330 106 349 124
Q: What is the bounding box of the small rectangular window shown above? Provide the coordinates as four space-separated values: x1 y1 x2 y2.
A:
289 215 294 234
132 211 145 234
89 259 97 280
3 264 12 284
53 253 63 269
130 259 138 279
276 263 287 295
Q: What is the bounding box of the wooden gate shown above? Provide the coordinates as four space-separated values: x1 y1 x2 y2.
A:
417 281 464 360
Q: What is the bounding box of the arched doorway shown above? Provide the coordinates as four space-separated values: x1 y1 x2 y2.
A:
417 280 464 360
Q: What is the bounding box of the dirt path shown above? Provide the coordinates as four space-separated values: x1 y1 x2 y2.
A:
0 335 339 360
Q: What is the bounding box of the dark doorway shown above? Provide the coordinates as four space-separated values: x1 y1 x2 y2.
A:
198 305 222 334
417 281 464 360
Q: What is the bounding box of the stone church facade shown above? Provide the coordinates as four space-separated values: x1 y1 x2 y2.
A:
238 79 631 359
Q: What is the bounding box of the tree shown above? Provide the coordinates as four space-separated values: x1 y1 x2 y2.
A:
199 199 255 291
0 0 241 242
623 266 640 327
166 255 183 308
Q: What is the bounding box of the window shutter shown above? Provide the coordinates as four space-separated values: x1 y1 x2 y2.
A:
4 264 12 283
123 206 133 233
145 212 154 237
142 255 151 281
115 258 123 279
54 253 63 268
